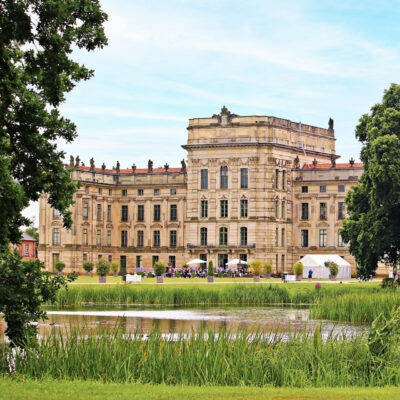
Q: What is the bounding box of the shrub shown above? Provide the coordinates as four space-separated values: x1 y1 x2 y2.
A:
249 260 264 276
153 261 166 277
83 262 94 273
207 260 214 276
96 259 110 277
227 270 233 277
293 262 304 276
55 261 65 273
175 270 182 277
325 261 338 277
110 262 119 274
136 271 145 277
382 277 397 289
263 263 272 274
218 271 224 278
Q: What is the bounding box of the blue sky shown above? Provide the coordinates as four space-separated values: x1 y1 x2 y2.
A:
26 0 400 223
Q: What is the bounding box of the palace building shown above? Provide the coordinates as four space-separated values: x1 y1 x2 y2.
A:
38 107 363 274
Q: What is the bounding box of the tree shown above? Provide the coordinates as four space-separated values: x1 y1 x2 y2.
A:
341 84 400 277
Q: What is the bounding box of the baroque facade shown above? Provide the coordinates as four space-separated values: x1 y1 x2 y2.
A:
38 107 364 274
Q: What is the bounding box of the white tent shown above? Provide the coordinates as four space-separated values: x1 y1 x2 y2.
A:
299 254 351 279
226 259 247 267
186 259 207 265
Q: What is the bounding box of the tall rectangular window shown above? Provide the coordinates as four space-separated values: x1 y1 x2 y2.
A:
301 203 309 220
275 227 279 247
107 230 111 246
107 204 111 221
200 200 208 218
281 254 285 272
338 202 345 219
282 170 286 190
153 230 160 247
136 255 142 268
83 229 87 246
319 229 327 247
275 169 279 189
220 166 228 189
170 204 177 221
154 205 161 221
122 189 127 197
53 209 61 219
83 202 89 220
281 228 285 247
281 201 286 219
98 188 102 195
220 200 228 218
275 200 279 218
201 169 208 189
219 227 228 245
137 230 144 247
170 188 176 195
53 228 60 245
240 227 247 246
320 203 327 220
138 189 143 196
240 168 248 189
338 232 345 247
240 199 248 217
169 230 177 248
152 255 159 266
121 231 127 248
137 205 144 221
169 255 176 268
96 204 102 221
301 230 309 247
200 227 207 246
121 205 128 222
109 189 112 196
96 229 101 246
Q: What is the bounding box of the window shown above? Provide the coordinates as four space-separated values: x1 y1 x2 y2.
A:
201 169 208 189
338 185 345 193
154 189 160 195
138 189 143 196
53 209 61 219
108 255 112 263
98 188 102 195
170 188 176 195
154 204 161 221
281 228 285 247
121 205 128 222
169 230 177 247
122 189 127 197
152 255 159 266
338 202 345 219
219 227 228 245
83 229 88 246
338 232 345 247
301 186 308 193
282 170 286 190
83 253 87 262
107 204 111 221
281 201 286 219
96 204 102 221
220 166 228 189
301 203 309 220
320 185 326 193
85 186 89 194
169 255 176 268
275 169 279 189
240 227 247 246
281 254 285 272
320 203 327 220
136 255 142 268
107 230 111 246
275 227 279 246
240 199 248 218
220 200 228 218
319 229 327 247
109 189 112 196
240 168 248 189
25 244 29 255
121 231 127 247
96 229 101 246
275 254 278 270
137 205 144 221
153 230 160 247
200 227 207 246
137 231 144 247
240 254 247 263
83 202 89 220
200 200 208 218
301 230 309 247
275 200 279 218
53 228 60 245
170 204 177 221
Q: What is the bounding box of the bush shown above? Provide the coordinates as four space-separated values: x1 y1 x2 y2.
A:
136 271 145 277
55 261 66 273
96 259 110 277
207 260 214 276
381 277 397 289
110 262 119 274
263 262 272 274
293 262 303 276
227 270 233 277
153 261 166 277
218 271 224 278
325 261 338 277
249 260 263 276
83 262 94 273
175 270 182 277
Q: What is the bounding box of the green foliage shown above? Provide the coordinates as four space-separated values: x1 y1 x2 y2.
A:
175 270 182 277
249 260 263 276
25 226 39 242
110 262 119 274
218 271 224 278
263 262 272 274
207 260 214 276
153 261 166 277
341 84 400 277
293 262 304 276
96 259 110 277
83 262 94 273
0 252 75 347
325 261 339 277
54 261 65 273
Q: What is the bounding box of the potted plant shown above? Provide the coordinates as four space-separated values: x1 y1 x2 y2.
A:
293 261 304 281
110 261 119 276
249 260 264 282
207 260 214 283
263 262 272 278
55 261 65 275
83 261 94 276
325 261 339 281
96 258 110 283
153 261 166 283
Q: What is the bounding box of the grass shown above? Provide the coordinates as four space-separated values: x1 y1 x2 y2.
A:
1 378 400 400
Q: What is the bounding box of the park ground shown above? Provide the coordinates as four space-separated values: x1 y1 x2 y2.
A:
1 379 400 400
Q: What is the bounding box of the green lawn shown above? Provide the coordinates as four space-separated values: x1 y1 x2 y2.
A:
1 379 400 400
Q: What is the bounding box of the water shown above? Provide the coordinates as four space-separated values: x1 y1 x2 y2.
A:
0 305 366 341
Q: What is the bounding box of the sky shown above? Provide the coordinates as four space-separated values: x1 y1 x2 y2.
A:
24 0 400 225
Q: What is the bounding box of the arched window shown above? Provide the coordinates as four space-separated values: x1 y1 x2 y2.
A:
219 227 228 245
220 166 228 189
240 227 247 246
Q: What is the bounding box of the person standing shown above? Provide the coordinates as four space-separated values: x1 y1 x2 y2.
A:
308 269 313 280
393 268 397 280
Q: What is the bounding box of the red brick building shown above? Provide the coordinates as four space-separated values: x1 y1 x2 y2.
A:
17 232 37 260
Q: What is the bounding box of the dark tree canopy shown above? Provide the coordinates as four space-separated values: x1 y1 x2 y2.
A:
341 84 400 277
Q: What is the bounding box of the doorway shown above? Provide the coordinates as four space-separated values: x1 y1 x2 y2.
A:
120 255 126 275
218 254 228 269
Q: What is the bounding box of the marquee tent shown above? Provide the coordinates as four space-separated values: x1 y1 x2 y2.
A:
299 254 351 279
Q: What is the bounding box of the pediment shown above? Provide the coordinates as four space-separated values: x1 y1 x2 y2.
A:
298 222 311 228
151 223 163 229
316 221 329 228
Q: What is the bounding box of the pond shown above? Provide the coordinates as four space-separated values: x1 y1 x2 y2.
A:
0 305 366 342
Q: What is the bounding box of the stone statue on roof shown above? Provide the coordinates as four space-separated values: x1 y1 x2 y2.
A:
116 161 120 173
181 159 186 172
330 155 336 168
148 159 153 173
164 163 169 171
294 155 300 169
75 155 80 168
90 157 95 170
328 118 334 130
131 163 136 172
69 155 74 168
312 159 318 167
349 157 355 167
101 162 106 171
